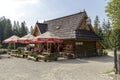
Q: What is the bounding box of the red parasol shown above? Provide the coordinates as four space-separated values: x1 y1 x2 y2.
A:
32 31 63 43
3 35 19 43
3 35 20 49
18 33 35 44
31 32 63 52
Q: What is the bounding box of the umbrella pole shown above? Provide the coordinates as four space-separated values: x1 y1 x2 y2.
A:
14 42 16 49
47 43 48 52
56 42 59 52
8 43 11 49
50 43 51 53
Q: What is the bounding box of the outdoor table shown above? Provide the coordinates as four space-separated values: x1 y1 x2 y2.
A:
42 52 50 55
23 50 29 58
11 50 18 56
36 55 45 61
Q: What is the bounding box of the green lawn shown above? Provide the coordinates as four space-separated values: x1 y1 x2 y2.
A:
105 49 120 54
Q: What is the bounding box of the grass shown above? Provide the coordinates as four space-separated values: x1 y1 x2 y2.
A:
0 49 8 51
105 49 112 52
117 51 120 54
104 49 120 54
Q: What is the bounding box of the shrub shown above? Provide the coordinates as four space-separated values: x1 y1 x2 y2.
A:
17 47 23 55
0 49 7 54
103 50 108 55
0 44 2 49
3 51 7 54
29 52 37 58
44 53 50 62
43 53 59 61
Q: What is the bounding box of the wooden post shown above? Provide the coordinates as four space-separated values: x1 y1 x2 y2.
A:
50 43 51 53
47 43 48 52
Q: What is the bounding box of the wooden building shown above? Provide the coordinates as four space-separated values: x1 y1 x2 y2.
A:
32 11 105 57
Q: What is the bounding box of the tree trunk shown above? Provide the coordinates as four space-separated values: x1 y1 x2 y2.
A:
114 47 118 74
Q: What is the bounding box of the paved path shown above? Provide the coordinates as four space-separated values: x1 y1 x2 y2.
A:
0 54 114 80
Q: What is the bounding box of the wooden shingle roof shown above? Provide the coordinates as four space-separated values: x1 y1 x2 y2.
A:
75 29 101 40
36 23 48 34
44 12 86 39
34 11 101 41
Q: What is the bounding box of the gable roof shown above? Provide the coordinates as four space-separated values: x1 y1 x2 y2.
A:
33 11 101 41
36 23 48 34
44 11 98 39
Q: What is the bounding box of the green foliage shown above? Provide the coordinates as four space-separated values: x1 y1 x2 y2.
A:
109 29 120 48
19 21 28 37
0 49 7 54
4 19 13 39
12 21 20 36
105 0 120 49
29 52 38 58
0 44 2 49
94 16 103 39
106 0 120 28
44 54 50 60
102 20 111 48
94 16 100 34
17 47 23 55
0 17 29 48
103 50 108 55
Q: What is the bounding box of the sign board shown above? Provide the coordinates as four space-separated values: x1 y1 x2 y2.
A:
75 42 83 45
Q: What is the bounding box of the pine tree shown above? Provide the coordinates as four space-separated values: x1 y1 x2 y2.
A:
13 21 19 35
4 19 12 38
1 17 6 40
19 21 28 37
102 20 111 48
30 26 34 34
94 16 100 35
94 16 103 39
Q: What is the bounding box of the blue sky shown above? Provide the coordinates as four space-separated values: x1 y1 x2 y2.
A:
0 0 108 28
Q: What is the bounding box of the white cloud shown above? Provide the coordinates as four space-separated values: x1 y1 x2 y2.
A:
0 0 39 20
20 0 39 4
12 0 39 5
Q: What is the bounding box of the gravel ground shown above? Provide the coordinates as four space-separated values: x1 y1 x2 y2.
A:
0 54 114 80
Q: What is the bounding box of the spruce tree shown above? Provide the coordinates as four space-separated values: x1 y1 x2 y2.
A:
94 16 103 39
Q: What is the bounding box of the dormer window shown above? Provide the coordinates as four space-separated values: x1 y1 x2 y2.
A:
56 26 60 29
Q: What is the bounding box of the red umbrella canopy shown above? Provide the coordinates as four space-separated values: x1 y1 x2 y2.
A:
32 31 63 43
38 31 59 39
18 33 35 43
3 35 20 43
31 38 45 43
